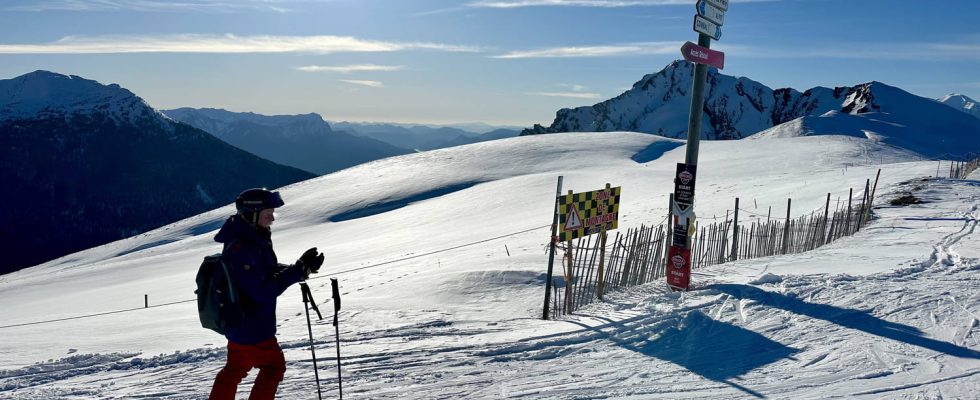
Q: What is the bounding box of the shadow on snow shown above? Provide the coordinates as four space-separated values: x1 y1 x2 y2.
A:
328 182 480 222
711 283 980 360
565 310 795 398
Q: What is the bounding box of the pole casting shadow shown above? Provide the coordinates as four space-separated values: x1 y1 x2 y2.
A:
711 284 980 360
568 310 797 398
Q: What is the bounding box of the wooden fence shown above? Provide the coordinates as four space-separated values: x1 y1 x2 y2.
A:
950 157 980 179
546 170 882 318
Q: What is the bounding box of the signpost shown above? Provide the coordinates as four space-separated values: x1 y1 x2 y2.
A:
703 0 729 11
669 0 730 291
693 15 722 41
557 186 621 242
544 182 620 319
681 41 725 70
696 0 726 25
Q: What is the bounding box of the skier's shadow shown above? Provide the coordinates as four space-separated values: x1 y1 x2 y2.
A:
712 284 980 360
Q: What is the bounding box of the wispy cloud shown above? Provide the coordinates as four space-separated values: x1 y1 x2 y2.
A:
469 0 689 8
340 79 384 88
558 84 589 92
295 64 405 73
728 41 980 61
468 0 770 8
526 92 601 99
4 0 316 13
0 34 480 54
493 42 680 58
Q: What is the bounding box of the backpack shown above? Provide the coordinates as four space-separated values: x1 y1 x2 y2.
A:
195 253 246 335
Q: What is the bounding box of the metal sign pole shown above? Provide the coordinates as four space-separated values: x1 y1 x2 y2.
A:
542 176 563 320
669 0 729 291
685 33 712 168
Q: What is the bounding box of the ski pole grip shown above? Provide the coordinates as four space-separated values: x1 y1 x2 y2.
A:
331 278 341 326
331 278 341 312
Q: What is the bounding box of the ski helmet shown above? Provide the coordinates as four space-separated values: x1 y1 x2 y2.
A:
235 188 285 225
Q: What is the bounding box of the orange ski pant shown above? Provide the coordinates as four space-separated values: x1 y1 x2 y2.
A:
209 337 286 400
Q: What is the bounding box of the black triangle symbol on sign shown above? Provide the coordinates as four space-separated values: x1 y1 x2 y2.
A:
564 205 583 231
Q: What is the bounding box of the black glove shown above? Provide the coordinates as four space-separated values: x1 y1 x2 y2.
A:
297 247 324 278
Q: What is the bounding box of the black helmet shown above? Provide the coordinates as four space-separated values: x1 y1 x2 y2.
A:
235 188 285 225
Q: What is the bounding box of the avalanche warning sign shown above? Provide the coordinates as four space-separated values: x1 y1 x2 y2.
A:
557 186 621 241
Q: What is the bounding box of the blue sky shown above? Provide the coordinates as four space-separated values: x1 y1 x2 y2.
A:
1 0 978 126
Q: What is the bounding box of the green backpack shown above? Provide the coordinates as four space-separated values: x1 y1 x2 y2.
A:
194 254 245 335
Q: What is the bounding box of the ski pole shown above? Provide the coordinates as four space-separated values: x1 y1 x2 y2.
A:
300 282 323 400
331 278 343 400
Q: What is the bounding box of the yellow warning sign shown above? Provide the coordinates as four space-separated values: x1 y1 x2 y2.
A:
564 203 583 231
557 186 621 241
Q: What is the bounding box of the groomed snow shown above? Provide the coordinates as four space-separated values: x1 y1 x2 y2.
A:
1 132 977 399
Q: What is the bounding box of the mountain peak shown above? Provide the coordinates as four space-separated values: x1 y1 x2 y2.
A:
0 70 170 128
937 93 980 119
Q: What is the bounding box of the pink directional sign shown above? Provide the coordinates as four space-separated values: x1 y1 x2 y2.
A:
680 41 725 70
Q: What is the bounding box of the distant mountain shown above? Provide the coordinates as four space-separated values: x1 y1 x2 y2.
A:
437 128 521 148
163 108 410 175
0 71 314 274
439 122 523 134
522 60 980 159
750 83 980 160
522 60 843 139
937 94 980 120
332 121 516 151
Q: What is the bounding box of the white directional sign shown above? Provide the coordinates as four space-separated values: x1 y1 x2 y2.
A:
703 0 729 11
693 14 722 40
696 0 726 26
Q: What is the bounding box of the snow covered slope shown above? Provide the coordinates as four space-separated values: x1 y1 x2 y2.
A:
1 132 976 399
750 83 980 160
938 93 980 120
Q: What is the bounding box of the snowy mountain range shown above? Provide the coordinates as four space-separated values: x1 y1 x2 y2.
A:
523 60 980 159
0 71 314 274
332 121 520 151
163 108 411 175
751 84 980 160
938 93 980 120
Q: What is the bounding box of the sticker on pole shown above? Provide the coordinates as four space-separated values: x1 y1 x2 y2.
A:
681 41 725 69
673 163 697 210
667 245 691 290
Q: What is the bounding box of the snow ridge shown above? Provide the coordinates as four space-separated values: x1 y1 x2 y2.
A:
0 70 171 130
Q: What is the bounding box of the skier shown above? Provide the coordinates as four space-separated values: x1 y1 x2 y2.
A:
209 188 325 400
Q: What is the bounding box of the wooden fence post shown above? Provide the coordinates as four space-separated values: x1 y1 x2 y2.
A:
782 198 792 254
731 198 740 261
863 169 881 227
596 183 610 300
821 193 831 246
857 179 870 230
664 193 674 268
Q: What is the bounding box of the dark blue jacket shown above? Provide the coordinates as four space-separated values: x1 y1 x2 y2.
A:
214 215 305 345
